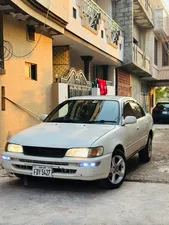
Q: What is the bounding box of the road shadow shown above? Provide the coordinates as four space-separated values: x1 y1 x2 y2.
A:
1 156 141 193
126 154 142 175
1 174 111 194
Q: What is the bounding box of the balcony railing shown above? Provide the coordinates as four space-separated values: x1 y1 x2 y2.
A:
139 0 153 21
78 0 123 47
133 44 150 73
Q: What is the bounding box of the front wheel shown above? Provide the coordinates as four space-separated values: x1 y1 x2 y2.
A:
100 149 126 189
139 136 152 163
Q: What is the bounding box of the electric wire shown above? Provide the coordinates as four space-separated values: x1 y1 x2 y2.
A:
4 0 51 59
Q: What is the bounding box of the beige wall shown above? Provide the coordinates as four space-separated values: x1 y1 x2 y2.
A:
133 22 140 47
94 0 113 18
0 15 53 152
133 22 147 52
35 0 69 22
11 0 65 34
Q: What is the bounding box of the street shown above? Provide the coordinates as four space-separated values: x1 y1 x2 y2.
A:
0 124 169 225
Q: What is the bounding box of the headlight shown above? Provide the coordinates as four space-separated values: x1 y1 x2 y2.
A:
65 147 104 158
7 144 23 153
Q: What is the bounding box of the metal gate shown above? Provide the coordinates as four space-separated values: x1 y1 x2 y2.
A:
68 84 91 98
61 68 91 98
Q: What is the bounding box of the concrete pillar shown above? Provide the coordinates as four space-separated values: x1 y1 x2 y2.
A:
81 56 93 81
112 0 133 64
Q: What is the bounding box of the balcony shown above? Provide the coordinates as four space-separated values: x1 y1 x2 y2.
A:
121 44 151 77
65 0 124 63
153 8 169 38
133 0 154 28
132 44 150 73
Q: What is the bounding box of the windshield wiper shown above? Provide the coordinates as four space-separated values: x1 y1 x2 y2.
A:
50 119 74 123
84 120 117 124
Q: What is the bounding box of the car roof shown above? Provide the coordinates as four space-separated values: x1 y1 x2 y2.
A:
69 95 136 102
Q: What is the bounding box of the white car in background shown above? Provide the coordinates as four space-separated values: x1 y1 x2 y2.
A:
2 96 153 189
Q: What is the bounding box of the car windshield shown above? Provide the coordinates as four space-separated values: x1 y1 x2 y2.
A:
45 100 120 125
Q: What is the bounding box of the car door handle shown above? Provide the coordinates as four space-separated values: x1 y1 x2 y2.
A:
137 127 139 130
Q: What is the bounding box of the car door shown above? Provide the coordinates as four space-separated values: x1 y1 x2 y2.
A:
123 101 139 158
129 101 148 149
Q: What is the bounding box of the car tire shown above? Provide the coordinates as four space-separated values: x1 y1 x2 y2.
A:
139 136 152 163
153 119 158 124
100 149 126 189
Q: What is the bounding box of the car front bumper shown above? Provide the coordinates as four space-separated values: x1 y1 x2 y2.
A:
2 152 112 181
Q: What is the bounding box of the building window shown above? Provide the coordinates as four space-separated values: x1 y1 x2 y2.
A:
154 38 158 66
25 62 37 80
27 25 35 41
162 42 169 66
73 7 77 19
133 38 138 46
101 30 104 38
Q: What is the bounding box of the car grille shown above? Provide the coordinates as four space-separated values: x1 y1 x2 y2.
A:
23 146 68 158
19 159 69 166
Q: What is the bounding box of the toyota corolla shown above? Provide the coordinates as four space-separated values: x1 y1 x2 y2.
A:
2 96 153 189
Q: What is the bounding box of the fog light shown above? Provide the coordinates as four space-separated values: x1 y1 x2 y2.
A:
2 155 11 161
79 162 100 168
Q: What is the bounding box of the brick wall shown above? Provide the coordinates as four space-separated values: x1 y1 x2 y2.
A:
118 70 131 96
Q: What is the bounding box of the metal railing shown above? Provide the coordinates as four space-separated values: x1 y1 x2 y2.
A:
79 0 123 43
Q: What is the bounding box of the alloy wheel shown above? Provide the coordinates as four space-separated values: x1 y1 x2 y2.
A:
108 155 126 185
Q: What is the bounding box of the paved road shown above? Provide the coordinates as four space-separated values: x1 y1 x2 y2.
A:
0 124 169 225
126 124 169 183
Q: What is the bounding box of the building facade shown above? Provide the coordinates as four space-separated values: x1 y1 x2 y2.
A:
110 0 169 112
0 0 69 152
1 0 169 155
0 0 124 153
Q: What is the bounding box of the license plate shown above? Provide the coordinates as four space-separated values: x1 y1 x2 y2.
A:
162 111 168 114
32 166 52 177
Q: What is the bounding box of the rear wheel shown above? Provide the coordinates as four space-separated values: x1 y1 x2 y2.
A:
100 149 126 189
139 136 152 163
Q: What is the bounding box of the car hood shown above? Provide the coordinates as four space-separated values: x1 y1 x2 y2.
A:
9 122 116 148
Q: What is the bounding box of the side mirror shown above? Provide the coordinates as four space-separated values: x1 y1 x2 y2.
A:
125 116 137 125
39 114 48 122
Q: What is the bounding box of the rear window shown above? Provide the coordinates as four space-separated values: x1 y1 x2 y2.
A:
157 103 169 108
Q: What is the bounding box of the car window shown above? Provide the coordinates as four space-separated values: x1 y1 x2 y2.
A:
123 102 134 118
138 104 145 117
130 101 145 119
157 103 169 109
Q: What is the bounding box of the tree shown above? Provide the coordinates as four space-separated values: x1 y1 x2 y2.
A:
155 87 169 102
